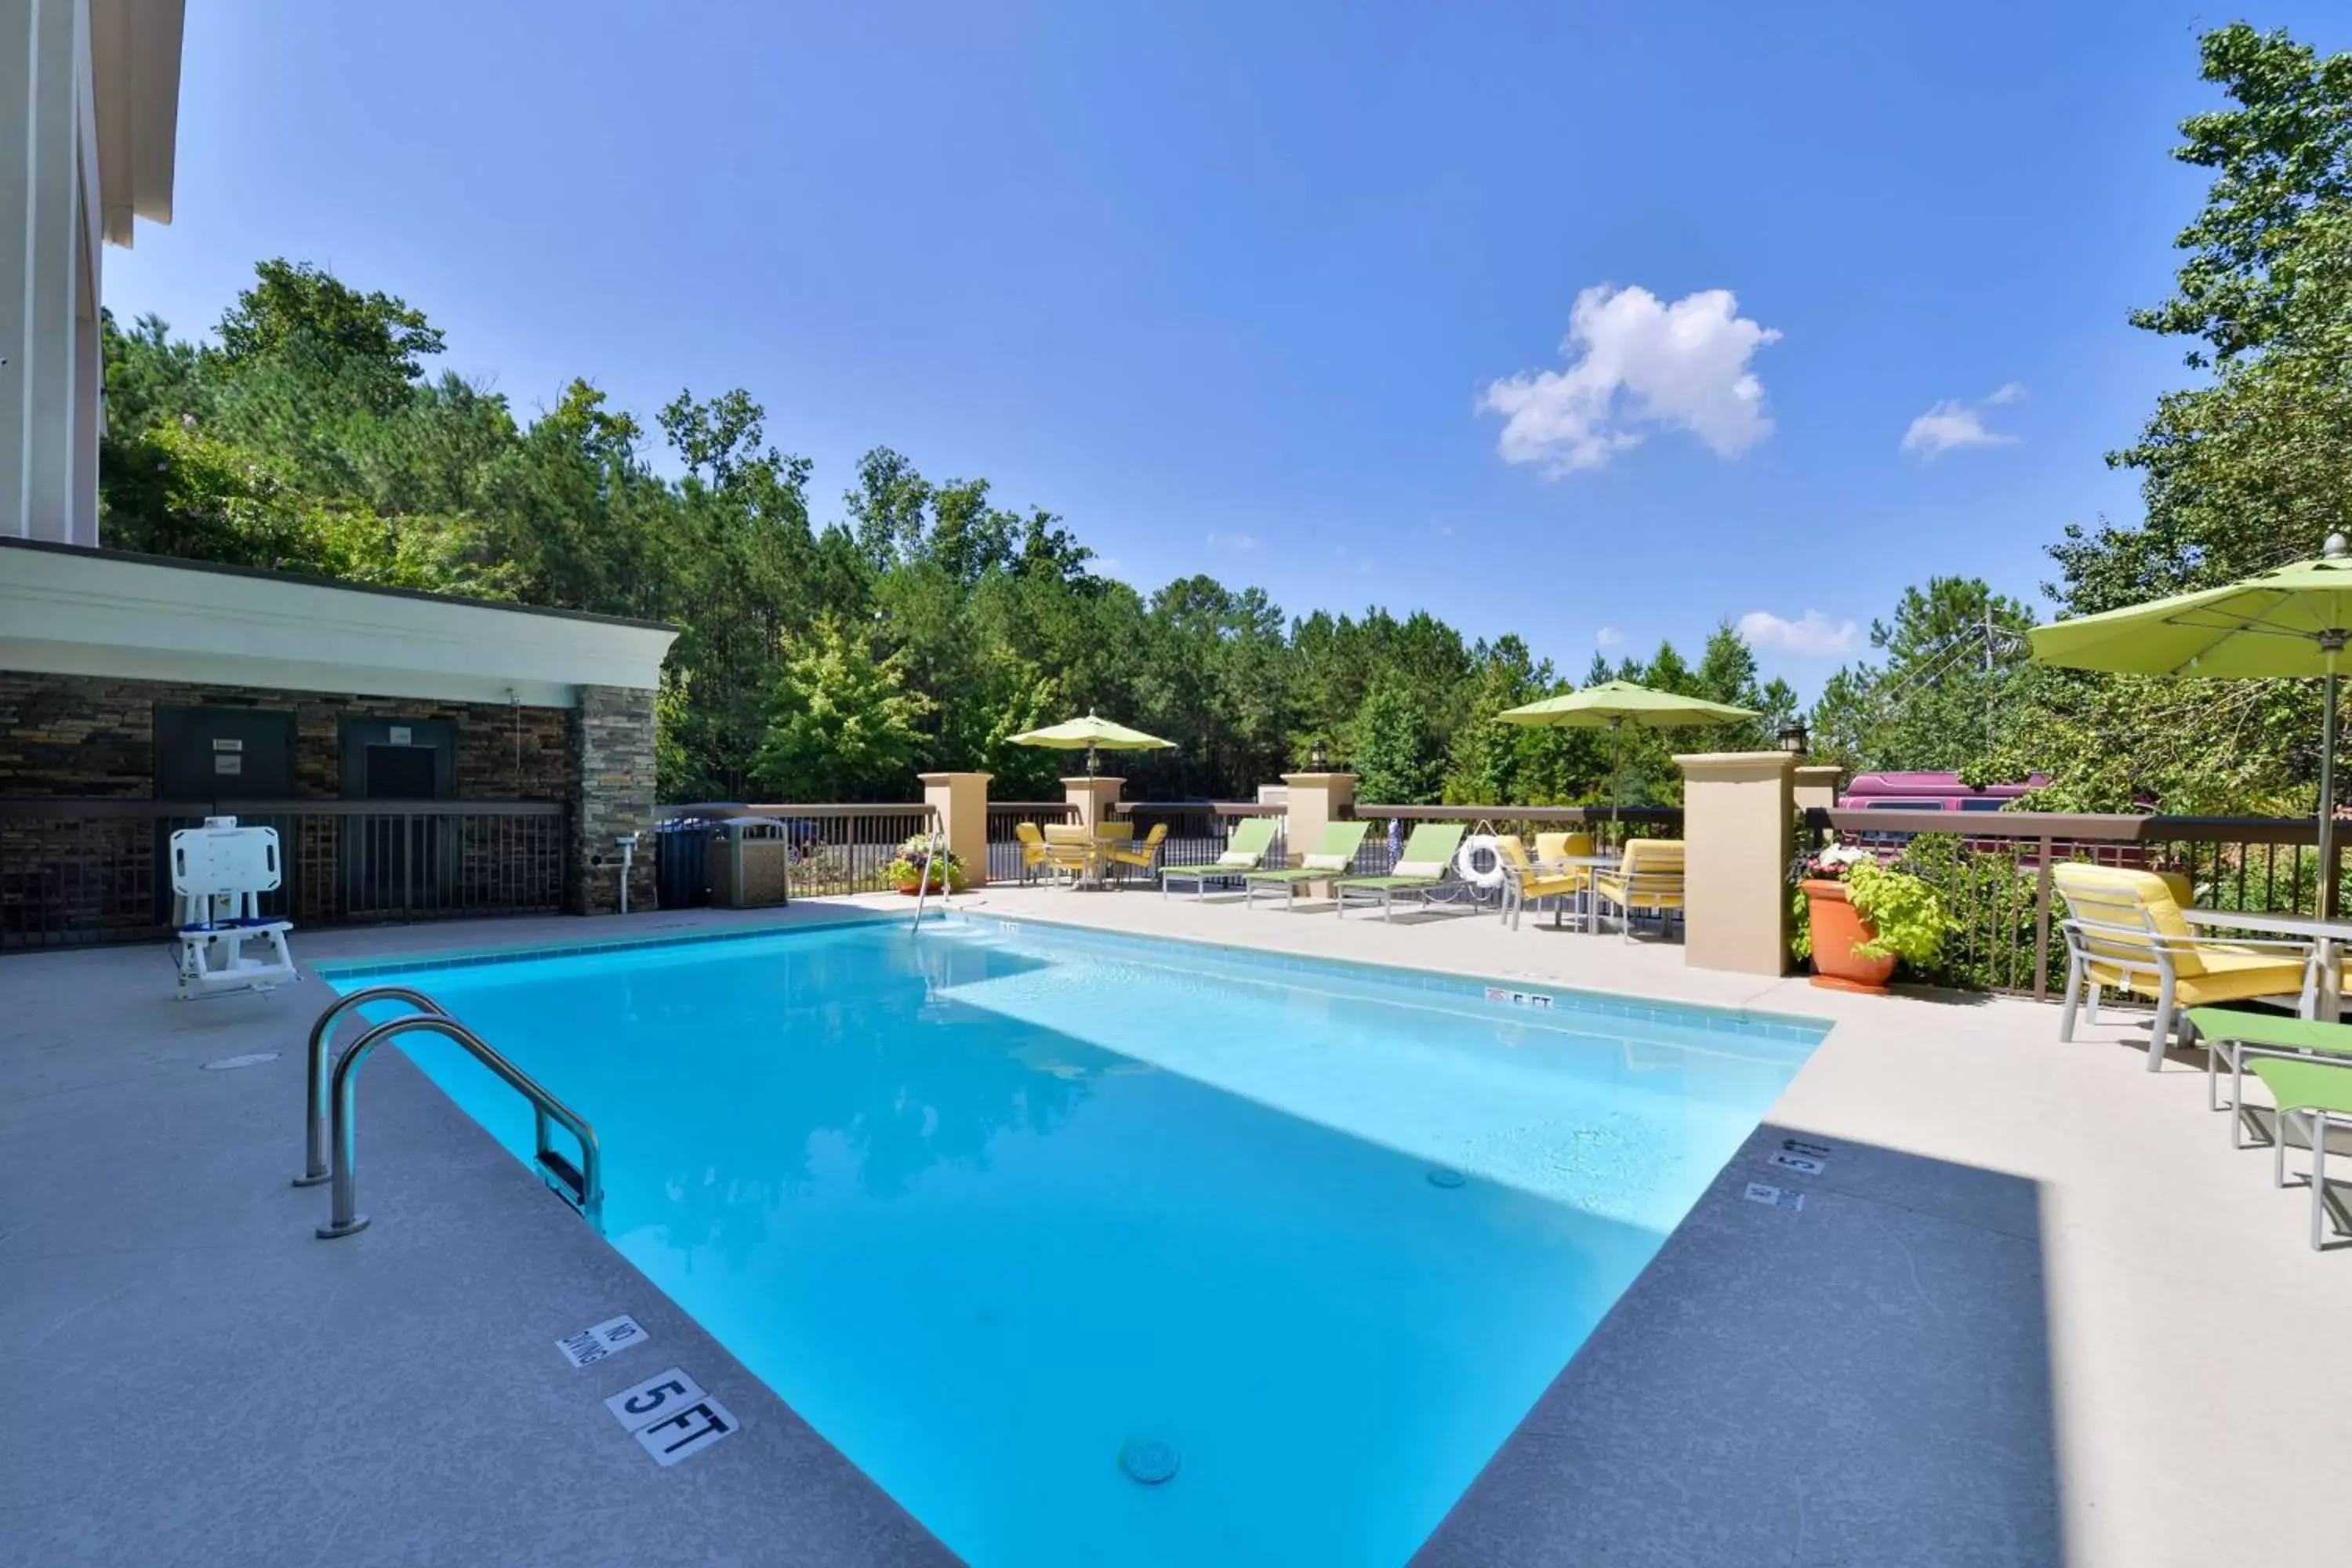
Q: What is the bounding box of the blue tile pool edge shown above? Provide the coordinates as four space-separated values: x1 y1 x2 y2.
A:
951 910 1833 1044
311 905 1832 1045
309 908 923 981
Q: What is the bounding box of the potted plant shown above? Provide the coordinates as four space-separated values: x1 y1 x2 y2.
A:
1795 837 1951 994
888 835 966 896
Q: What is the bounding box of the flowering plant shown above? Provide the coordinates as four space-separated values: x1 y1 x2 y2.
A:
1793 835 1874 884
887 834 966 890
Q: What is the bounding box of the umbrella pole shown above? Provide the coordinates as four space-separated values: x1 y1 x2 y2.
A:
1609 718 1624 846
2323 647 2343 921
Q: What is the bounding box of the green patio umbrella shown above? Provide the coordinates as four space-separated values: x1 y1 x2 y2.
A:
2028 532 2352 914
1007 711 1176 776
1497 680 1759 831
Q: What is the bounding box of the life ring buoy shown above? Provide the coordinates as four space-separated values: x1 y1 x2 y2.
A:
1455 833 1507 891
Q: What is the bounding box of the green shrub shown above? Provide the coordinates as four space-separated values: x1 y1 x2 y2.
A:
1844 856 1955 966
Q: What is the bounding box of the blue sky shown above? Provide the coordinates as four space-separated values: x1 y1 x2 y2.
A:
105 1 2347 695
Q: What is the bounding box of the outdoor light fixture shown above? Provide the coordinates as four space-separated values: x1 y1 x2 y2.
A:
1310 739 1330 771
1777 722 1809 756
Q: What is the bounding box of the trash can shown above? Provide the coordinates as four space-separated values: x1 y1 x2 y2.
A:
653 815 716 909
710 816 792 909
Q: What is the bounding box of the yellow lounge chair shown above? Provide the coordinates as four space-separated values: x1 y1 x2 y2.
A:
1497 835 1588 930
1011 821 1056 884
1104 822 1168 886
1592 838 1685 942
2052 863 2317 1071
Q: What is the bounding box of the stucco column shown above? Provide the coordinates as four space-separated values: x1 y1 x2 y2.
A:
1062 775 1123 831
1794 764 1843 818
1675 751 1796 977
1279 771 1356 866
919 771 992 887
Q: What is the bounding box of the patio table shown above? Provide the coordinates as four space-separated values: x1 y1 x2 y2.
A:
2181 908 2352 1020
1538 853 1620 934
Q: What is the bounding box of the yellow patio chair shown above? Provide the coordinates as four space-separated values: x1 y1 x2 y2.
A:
1011 822 1055 884
1104 822 1168 887
2051 863 2318 1071
1037 822 1094 886
1497 835 1588 930
1534 830 1594 868
1591 838 1685 942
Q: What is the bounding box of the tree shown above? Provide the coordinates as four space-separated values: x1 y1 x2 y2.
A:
753 617 935 801
1350 678 1442 805
212 259 446 416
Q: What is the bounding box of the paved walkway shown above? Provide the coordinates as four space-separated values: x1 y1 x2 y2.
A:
5 888 2347 1567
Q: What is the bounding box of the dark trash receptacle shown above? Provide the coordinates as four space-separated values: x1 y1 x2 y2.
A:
654 816 716 909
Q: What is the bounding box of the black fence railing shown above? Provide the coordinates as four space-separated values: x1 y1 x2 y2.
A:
0 799 567 950
653 803 937 902
1347 803 1682 878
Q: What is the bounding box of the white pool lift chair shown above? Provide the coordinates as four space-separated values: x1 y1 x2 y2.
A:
170 817 298 1000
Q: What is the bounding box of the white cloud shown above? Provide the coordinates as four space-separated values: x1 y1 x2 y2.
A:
1206 531 1260 550
1595 626 1624 648
1901 384 2025 459
1737 608 1859 656
1479 285 1781 476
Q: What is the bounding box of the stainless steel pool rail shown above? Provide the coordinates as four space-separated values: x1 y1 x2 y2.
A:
300 989 604 1240
297 985 444 1187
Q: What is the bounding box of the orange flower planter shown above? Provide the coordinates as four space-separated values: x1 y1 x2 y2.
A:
1802 878 1896 995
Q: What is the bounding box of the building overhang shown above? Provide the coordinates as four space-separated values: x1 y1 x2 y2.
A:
0 539 677 708
89 0 185 246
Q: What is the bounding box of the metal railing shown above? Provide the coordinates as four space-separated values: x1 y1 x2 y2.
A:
986 801 1080 883
1806 807 2350 999
307 988 602 1239
1348 803 1682 877
1111 801 1288 877
0 798 567 949
654 802 936 898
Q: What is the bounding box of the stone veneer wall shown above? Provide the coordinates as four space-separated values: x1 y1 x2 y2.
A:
0 670 572 800
568 684 658 916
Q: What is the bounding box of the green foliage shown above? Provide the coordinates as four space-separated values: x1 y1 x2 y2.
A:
887 834 967 890
1350 679 1443 804
1843 856 1955 967
753 618 934 802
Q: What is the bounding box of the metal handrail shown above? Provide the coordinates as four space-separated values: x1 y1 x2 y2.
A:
315 1013 604 1240
297 985 445 1186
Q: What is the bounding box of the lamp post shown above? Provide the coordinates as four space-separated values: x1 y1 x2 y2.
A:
1309 739 1329 771
1777 721 1809 757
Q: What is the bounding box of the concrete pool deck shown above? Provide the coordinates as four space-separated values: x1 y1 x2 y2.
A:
5 889 2347 1566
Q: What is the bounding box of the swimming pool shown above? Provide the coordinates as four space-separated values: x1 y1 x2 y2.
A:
328 915 1828 1566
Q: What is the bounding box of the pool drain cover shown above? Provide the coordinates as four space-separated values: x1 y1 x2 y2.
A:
1427 1167 1467 1189
1119 1438 1180 1486
201 1051 280 1072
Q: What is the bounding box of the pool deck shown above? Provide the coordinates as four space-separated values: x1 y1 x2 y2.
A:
5 887 2348 1566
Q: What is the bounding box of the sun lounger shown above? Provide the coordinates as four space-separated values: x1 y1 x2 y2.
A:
1334 822 1467 920
1243 821 1371 909
1160 818 1279 899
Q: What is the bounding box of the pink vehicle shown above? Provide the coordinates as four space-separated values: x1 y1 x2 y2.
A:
1838 771 2048 813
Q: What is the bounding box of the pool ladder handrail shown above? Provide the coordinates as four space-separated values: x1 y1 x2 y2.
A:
909 807 943 933
299 987 604 1240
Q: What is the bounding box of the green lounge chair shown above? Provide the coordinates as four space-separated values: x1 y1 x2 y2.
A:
2245 1055 2352 1250
1334 822 1467 920
1243 821 1371 909
1160 818 1281 900
2187 1007 2352 1137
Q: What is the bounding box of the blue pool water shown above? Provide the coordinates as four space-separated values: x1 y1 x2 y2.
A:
330 916 1826 1566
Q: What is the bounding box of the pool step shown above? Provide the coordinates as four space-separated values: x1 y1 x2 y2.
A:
537 1147 590 1213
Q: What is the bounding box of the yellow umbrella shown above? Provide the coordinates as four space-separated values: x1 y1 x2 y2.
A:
1007 712 1176 777
1499 680 1758 830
